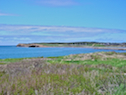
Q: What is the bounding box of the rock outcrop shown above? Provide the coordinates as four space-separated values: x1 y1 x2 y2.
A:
17 43 48 47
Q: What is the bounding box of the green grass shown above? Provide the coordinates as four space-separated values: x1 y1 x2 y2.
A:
47 57 126 67
0 57 44 64
93 44 105 47
0 58 25 63
39 43 106 47
39 43 72 47
0 63 6 65
47 58 126 73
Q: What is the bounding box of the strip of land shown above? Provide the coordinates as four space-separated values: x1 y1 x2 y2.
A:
17 42 126 50
0 52 126 94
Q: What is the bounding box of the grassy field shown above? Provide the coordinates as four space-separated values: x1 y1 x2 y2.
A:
38 43 106 47
37 42 126 47
0 52 126 95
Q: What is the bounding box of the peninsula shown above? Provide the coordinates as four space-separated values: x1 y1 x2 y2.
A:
17 42 126 50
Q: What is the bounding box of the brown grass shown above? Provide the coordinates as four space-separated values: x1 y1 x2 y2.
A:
0 52 126 95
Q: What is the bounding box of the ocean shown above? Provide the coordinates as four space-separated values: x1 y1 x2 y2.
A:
0 46 126 59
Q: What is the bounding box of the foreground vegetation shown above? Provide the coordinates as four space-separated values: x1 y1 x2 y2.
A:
0 52 126 95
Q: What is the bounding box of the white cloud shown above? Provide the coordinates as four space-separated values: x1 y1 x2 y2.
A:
1 24 123 34
30 0 78 6
0 13 10 16
0 12 17 16
13 37 31 41
0 24 126 44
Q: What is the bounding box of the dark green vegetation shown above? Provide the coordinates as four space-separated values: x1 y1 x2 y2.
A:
0 52 126 95
38 42 126 47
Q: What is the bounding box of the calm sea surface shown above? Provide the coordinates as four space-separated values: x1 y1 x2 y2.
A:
0 46 126 59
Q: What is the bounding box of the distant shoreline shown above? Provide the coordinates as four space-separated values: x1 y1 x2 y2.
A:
16 42 126 51
93 47 126 50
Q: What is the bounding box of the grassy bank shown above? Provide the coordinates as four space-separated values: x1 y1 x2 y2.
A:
0 52 126 95
37 42 126 47
38 43 106 47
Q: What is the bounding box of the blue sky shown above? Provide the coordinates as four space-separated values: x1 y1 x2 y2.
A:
0 0 126 45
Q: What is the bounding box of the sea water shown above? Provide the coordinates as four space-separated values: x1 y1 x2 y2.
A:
0 46 126 59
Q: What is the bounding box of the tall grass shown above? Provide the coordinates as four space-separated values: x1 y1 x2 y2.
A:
0 52 126 95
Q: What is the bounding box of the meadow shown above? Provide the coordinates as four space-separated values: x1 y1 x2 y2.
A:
0 52 126 95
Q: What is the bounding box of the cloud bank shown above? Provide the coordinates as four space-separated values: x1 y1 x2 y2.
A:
29 0 78 6
0 24 126 45
0 13 11 16
0 12 17 16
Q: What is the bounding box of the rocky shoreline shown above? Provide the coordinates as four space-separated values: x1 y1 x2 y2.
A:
93 47 126 50
17 43 48 47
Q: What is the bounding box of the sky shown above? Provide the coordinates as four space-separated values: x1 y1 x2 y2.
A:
0 0 126 45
